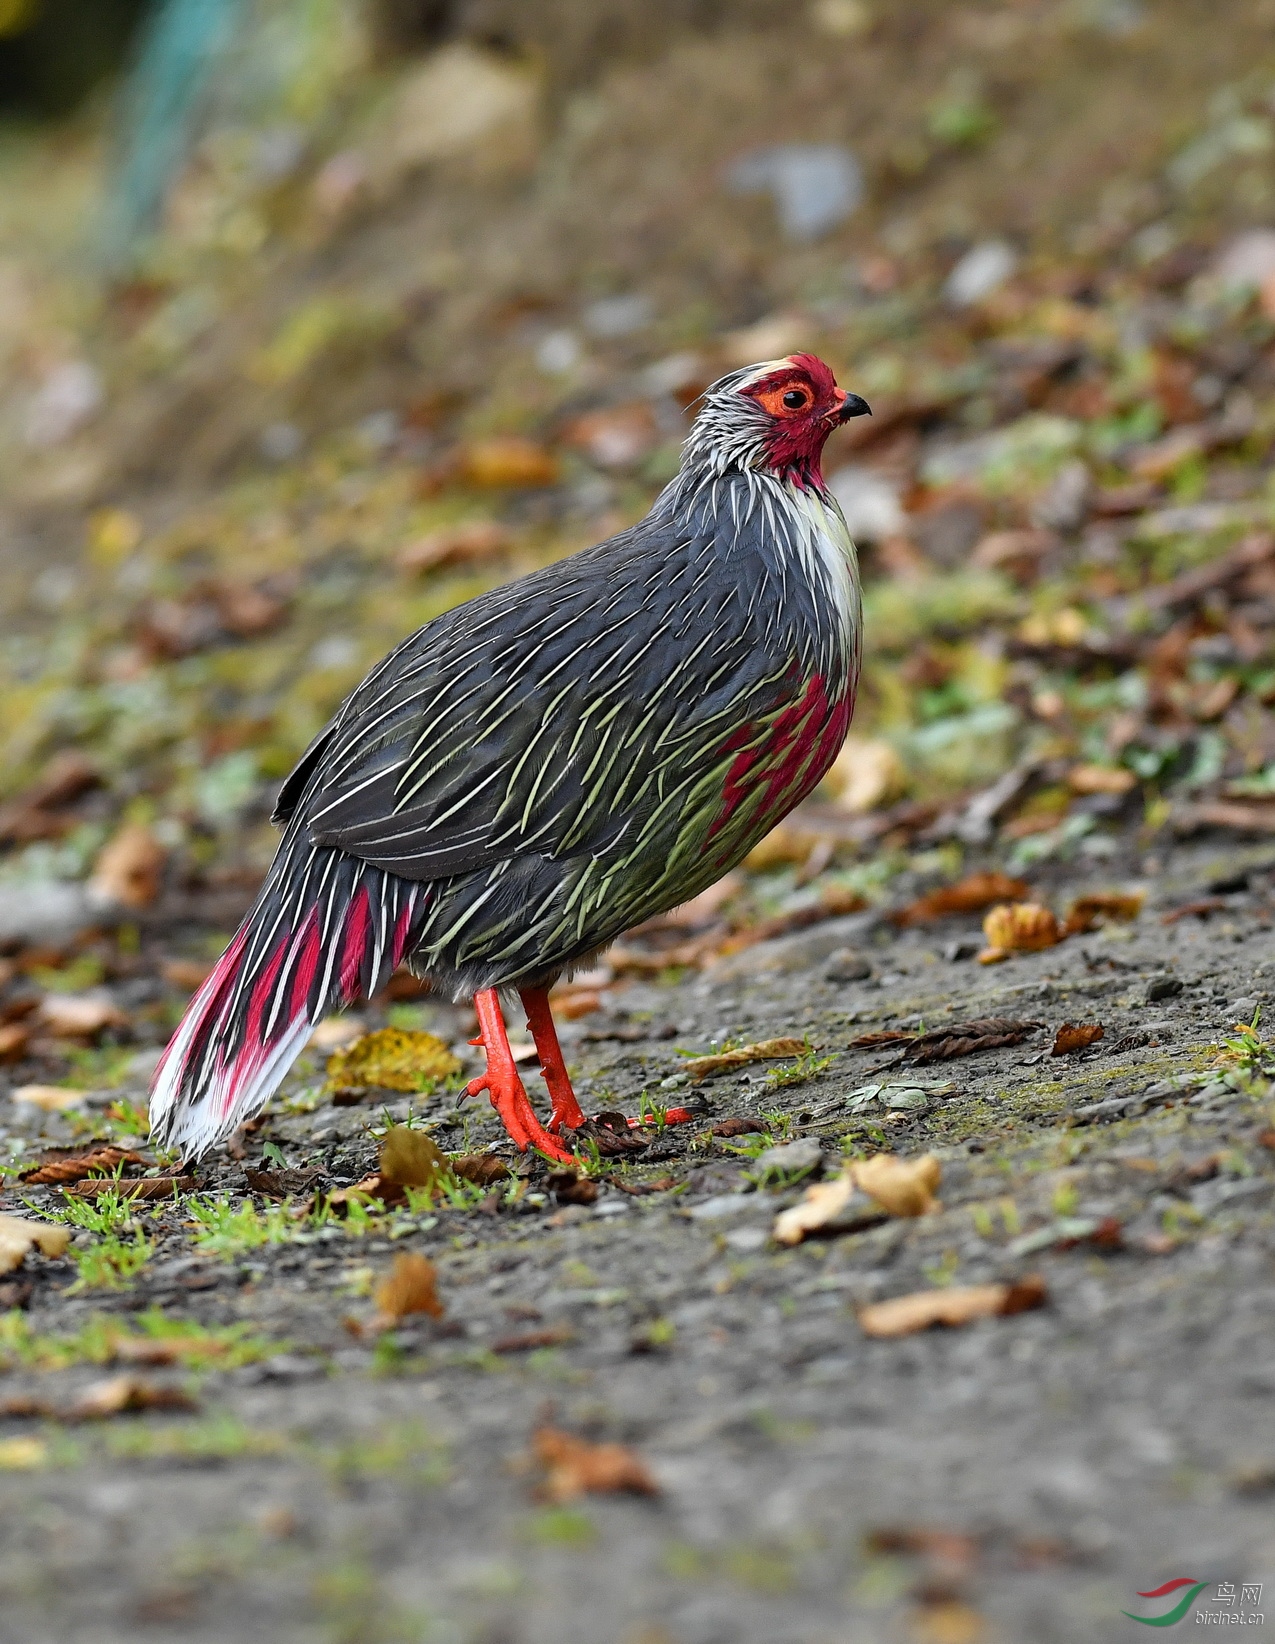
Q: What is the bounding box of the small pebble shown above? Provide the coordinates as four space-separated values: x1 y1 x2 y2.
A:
753 1137 824 1177
1145 976 1183 1002
1228 996 1259 1018
823 948 872 983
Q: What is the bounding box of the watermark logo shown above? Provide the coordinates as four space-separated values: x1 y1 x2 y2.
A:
1124 1580 1265 1627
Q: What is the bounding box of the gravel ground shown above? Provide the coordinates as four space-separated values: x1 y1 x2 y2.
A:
1 837 1274 1644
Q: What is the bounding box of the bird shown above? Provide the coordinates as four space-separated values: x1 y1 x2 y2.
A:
150 353 869 1163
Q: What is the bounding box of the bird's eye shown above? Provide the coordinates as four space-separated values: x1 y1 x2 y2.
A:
782 389 809 410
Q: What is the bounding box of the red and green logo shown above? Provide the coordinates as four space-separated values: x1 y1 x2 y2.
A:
1123 1579 1209 1626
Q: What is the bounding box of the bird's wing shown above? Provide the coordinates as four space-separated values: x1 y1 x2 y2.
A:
288 521 793 881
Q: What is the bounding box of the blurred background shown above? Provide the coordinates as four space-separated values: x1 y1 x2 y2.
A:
2 0 1275 942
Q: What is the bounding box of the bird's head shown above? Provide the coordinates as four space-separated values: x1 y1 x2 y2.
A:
685 352 870 489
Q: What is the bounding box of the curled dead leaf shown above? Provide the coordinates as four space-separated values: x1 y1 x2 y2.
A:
890 872 1029 928
1062 892 1145 935
0 1214 71 1274
88 822 166 909
858 1274 1047 1337
530 1425 659 1502
23 1145 144 1185
547 1169 599 1206
491 1325 574 1353
773 1171 861 1245
981 902 1061 956
68 1374 195 1420
1051 1022 1104 1056
851 1153 942 1217
372 1251 444 1325
67 1177 191 1200
902 1018 1041 1063
449 1154 511 1187
681 1036 806 1081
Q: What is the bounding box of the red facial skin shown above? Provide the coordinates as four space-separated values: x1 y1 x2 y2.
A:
738 352 856 489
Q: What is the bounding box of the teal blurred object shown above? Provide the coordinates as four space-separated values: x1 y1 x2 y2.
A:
103 0 246 268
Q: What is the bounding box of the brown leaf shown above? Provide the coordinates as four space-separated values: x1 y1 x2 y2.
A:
709 1118 769 1137
1051 1022 1104 1056
715 888 867 954
396 519 513 575
604 1173 678 1196
851 1153 942 1216
243 1167 326 1199
547 1170 599 1206
67 1374 196 1420
491 1325 574 1353
1062 892 1145 935
0 1024 29 1063
1067 764 1136 796
67 1177 192 1200
23 1146 145 1185
0 752 100 845
682 1036 806 1081
858 1275 1047 1337
88 822 166 909
890 873 1030 928
981 903 1061 955
902 1018 1042 1064
849 1030 916 1048
37 995 128 1040
773 1172 862 1245
323 1174 406 1213
372 1252 444 1324
379 1126 449 1188
530 1426 659 1502
0 1214 71 1274
449 1154 511 1187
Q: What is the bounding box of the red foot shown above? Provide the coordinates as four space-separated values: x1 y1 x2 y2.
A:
626 1106 697 1129
520 987 587 1134
466 989 573 1163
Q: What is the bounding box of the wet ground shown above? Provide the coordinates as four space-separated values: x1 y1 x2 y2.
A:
1 834 1274 1644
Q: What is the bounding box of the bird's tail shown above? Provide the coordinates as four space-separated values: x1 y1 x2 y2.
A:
150 840 427 1158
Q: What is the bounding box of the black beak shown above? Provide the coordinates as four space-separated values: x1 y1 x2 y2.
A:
836 392 871 423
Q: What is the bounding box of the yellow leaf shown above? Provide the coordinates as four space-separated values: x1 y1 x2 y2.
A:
379 1126 449 1188
773 1172 858 1245
325 1027 461 1094
372 1252 444 1323
0 1214 71 1275
851 1153 942 1217
0 1438 46 1470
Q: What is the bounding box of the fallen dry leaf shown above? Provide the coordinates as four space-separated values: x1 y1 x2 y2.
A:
547 1169 599 1206
22 1145 144 1185
681 1036 806 1081
773 1171 861 1245
324 1175 404 1213
379 1125 450 1189
851 1153 942 1216
88 821 166 909
396 518 512 575
902 1018 1042 1063
1062 891 1145 934
325 1028 460 1094
1160 897 1227 925
823 735 909 813
1068 763 1136 796
531 1425 659 1502
0 1023 28 1063
980 902 1061 960
67 1177 192 1200
858 1275 1047 1338
714 887 867 954
68 1374 195 1420
1051 1022 1105 1055
0 1214 71 1274
603 1173 679 1196
371 1251 444 1325
849 1029 916 1048
242 1167 326 1199
890 873 1030 928
491 1325 574 1353
11 1084 84 1112
449 1154 511 1187
710 1117 769 1137
37 995 128 1039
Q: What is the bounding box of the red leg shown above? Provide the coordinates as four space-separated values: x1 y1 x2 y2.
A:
466 989 573 1163
520 987 587 1134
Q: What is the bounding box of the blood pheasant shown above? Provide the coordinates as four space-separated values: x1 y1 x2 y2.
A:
151 354 869 1162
